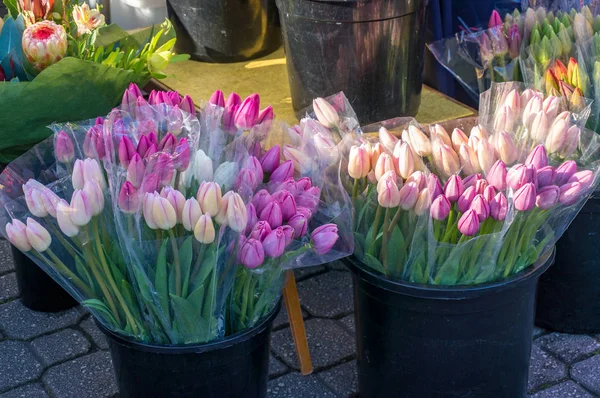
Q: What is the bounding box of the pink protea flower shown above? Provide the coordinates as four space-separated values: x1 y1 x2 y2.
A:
22 21 67 72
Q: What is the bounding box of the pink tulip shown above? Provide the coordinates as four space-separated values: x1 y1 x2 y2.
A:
150 153 175 185
525 145 548 170
168 91 181 106
313 98 339 129
95 116 104 125
274 191 297 221
6 219 32 251
244 156 264 183
174 138 190 172
245 203 258 234
430 194 451 220
250 221 272 241
374 153 396 181
475 179 489 196
281 225 295 246
428 174 444 201
257 106 274 125
158 133 177 152
144 144 158 160
127 154 145 188
507 164 537 191
457 186 477 213
260 201 283 228
240 238 265 269
377 179 401 208
135 96 153 121
287 213 308 238
122 83 142 113
567 170 594 190
490 192 508 221
469 194 490 221
488 9 502 28
530 111 550 143
118 136 137 168
270 160 294 183
83 180 104 216
414 188 432 216
458 209 480 236
296 206 312 220
55 200 79 237
83 125 105 159
554 160 578 186
234 168 259 197
477 139 496 174
483 186 496 202
348 145 371 179
444 175 464 202
252 190 273 215
558 126 580 158
543 96 560 121
559 182 582 205
141 173 160 194
263 227 286 258
406 171 427 190
260 145 281 174
296 186 321 213
495 131 518 164
296 177 312 192
310 224 339 254
486 160 507 191
25 218 51 252
225 92 241 109
234 94 260 129
70 190 92 226
180 95 195 114
514 183 536 211
463 173 482 189
55 131 74 163
209 90 225 107
536 185 560 209
161 187 186 223
451 128 469 151
378 127 399 152
136 136 151 158
537 166 556 188
118 182 139 214
398 182 419 210
545 118 568 153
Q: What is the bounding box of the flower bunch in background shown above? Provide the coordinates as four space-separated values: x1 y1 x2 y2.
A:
340 83 600 285
0 86 352 344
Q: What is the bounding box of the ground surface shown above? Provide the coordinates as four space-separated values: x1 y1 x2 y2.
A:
0 240 598 398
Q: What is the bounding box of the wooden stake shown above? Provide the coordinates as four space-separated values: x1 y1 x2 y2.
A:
283 270 313 375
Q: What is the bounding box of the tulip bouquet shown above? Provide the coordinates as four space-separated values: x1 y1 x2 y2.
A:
0 85 352 344
340 83 600 285
0 0 186 162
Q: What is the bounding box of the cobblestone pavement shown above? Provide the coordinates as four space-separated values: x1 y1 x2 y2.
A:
0 240 598 397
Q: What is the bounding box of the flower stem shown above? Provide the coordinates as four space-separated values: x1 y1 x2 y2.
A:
380 208 391 273
41 250 93 298
167 229 182 297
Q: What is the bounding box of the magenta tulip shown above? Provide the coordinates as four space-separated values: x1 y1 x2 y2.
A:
234 94 260 130
249 220 272 241
507 164 537 191
260 145 281 174
469 194 490 221
239 238 265 269
444 175 464 202
259 201 283 228
270 160 294 183
136 135 151 158
296 186 321 213
525 145 548 170
430 194 451 220
296 177 312 192
252 190 272 215
514 183 536 211
55 131 74 163
567 170 594 190
263 227 286 258
257 106 274 125
174 138 191 172
554 160 578 186
281 225 295 246
245 203 258 234
244 156 264 183
458 209 480 236
457 186 477 213
180 95 195 114
428 175 444 201
158 133 177 152
118 136 137 168
209 90 225 107
486 160 507 191
463 173 482 189
559 182 582 205
490 192 508 221
310 224 339 255
274 191 297 221
536 185 560 209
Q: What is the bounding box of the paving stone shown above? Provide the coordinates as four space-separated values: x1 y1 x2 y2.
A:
272 305 308 330
318 360 358 397
30 329 91 366
268 372 336 398
0 383 49 398
538 333 600 364
298 271 354 318
327 260 350 272
0 300 82 340
0 273 18 302
0 241 14 274
530 381 595 398
79 316 109 350
43 351 117 398
533 327 546 339
269 355 288 378
339 315 355 335
528 343 567 392
0 341 42 393
293 266 328 281
571 355 600 394
271 318 354 371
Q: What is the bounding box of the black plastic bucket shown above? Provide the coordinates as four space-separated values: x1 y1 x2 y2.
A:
344 250 554 398
96 303 280 398
276 0 429 124
536 192 600 333
11 244 78 312
167 0 282 62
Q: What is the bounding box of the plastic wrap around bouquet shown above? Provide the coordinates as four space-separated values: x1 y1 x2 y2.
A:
0 0 187 162
338 82 600 285
0 85 353 345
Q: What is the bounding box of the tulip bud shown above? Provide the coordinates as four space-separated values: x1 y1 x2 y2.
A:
457 186 477 213
525 145 548 170
209 90 225 107
458 144 480 175
83 180 104 216
127 154 145 188
194 213 216 244
408 125 432 157
414 188 432 216
118 181 139 215
558 126 580 158
118 136 137 168
432 142 460 179
377 179 401 208
377 170 399 193
444 175 464 202
545 119 568 153
490 192 508 221
369 142 385 167
537 166 556 188
263 227 287 258
451 128 469 152
430 194 451 220
136 136 151 158
257 106 274 126
486 160 507 191
250 221 272 241
555 161 578 186
223 192 248 233
55 131 75 163
158 133 177 153
69 190 92 226
495 131 518 165
374 153 396 181
245 203 258 234
281 225 295 246
559 181 582 205
52 200 78 238
489 10 502 28
244 156 264 184
458 209 480 236
432 124 452 147
514 182 536 211
348 145 371 179
285 212 309 238
274 191 297 221
283 145 312 174
25 218 51 252
22 181 47 218
477 138 496 174
197 182 222 217
151 194 178 230
398 182 419 210
543 96 561 121
6 220 32 252
567 170 594 190
406 171 426 190
494 105 516 132
259 201 283 228
507 164 537 191
428 174 443 200
530 111 549 143
536 185 560 209
310 224 339 255
174 138 191 172
161 187 186 223
463 173 482 189
469 194 490 222
522 95 543 130
140 173 160 194
239 238 265 269
270 160 294 183
483 185 496 202
180 95 195 115
82 158 106 191
234 94 260 129
122 84 142 113
508 24 522 58
313 98 339 128
296 186 321 213
260 145 281 174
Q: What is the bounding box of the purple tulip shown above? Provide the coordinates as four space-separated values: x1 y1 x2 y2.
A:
260 145 281 174
296 177 312 192
263 227 286 258
127 153 145 188
469 194 490 221
463 173 482 189
136 136 151 158
537 166 556 188
281 225 295 246
225 92 242 109
274 191 297 221
222 104 239 133
83 125 105 159
140 173 160 194
486 160 507 191
457 186 477 213
239 238 265 269
55 131 74 163
121 83 142 113
245 203 258 234
234 94 260 130
507 164 537 191
514 183 536 211
118 181 139 214
567 170 594 190
430 194 451 220
270 160 294 183
118 136 137 168
490 192 508 221
554 161 578 186
174 138 190 172
310 224 339 255
559 182 582 205
144 144 158 160
180 95 195 114
244 156 264 183
428 175 444 201
235 168 259 197
296 186 321 213
525 145 548 170
209 90 225 107
158 133 177 152
444 175 464 202
536 185 560 209
249 220 272 241
287 213 308 238
259 201 283 228
252 190 272 215
458 209 480 236
274 178 298 197
296 206 312 220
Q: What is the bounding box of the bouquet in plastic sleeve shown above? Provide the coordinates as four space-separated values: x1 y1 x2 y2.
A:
0 86 352 345
344 83 600 285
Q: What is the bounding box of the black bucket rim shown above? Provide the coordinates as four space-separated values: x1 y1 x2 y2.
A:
344 248 555 300
95 301 281 354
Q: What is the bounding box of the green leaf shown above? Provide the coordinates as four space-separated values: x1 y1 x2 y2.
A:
363 253 386 275
170 54 190 63
387 226 405 268
82 299 119 328
2 0 18 19
75 257 94 293
186 286 206 313
179 237 193 297
353 232 365 259
154 240 169 322
120 279 142 321
169 294 208 343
